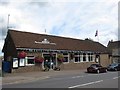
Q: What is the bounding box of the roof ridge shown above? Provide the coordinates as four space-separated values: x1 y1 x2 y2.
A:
8 29 85 41
6 29 107 53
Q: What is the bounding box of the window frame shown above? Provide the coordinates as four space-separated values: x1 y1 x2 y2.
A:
74 53 81 63
25 56 35 66
63 53 69 64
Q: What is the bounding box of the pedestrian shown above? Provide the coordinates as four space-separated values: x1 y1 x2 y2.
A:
50 60 54 69
44 60 49 71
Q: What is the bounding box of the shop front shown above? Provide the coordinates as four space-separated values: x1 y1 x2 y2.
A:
2 30 110 73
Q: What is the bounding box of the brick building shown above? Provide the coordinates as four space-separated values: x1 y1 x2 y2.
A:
107 40 120 63
2 29 110 73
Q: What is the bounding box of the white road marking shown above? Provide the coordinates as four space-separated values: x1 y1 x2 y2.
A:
68 80 103 88
72 76 84 78
87 72 108 76
113 76 120 79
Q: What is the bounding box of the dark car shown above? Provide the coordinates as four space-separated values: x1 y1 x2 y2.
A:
87 64 107 73
107 63 120 71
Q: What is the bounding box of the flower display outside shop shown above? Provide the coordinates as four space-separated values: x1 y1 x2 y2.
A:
18 51 27 58
34 54 44 63
57 54 64 64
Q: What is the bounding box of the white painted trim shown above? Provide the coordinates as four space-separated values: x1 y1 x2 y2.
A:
74 62 81 63
25 64 35 66
86 54 89 62
80 54 83 62
63 62 69 64
25 56 35 66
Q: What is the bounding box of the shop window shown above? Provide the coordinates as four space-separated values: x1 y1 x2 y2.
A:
74 53 81 63
63 53 69 63
75 53 79 55
25 56 35 66
83 53 86 61
75 57 80 62
90 53 93 62
64 57 68 62
88 53 91 62
19 58 25 67
88 53 93 62
63 53 68 55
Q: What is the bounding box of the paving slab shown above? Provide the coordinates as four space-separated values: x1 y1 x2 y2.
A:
2 69 86 85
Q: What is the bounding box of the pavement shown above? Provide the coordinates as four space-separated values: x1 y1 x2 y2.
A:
2 69 86 85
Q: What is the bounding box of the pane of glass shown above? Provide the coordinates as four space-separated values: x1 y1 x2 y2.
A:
90 56 93 61
75 57 79 62
28 59 34 64
83 57 86 61
75 53 79 55
63 53 68 55
63 57 68 62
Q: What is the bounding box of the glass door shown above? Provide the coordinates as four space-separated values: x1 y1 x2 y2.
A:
43 53 56 70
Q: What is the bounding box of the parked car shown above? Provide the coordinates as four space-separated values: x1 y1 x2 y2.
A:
107 63 120 71
87 64 107 73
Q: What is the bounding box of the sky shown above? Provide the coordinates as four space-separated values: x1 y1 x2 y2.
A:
0 0 119 56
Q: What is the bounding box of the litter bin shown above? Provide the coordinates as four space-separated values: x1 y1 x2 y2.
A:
2 61 12 73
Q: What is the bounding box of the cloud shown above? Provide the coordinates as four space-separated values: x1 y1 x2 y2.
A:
0 0 119 56
50 1 118 46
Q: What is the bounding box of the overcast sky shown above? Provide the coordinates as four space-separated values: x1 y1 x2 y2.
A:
0 0 119 56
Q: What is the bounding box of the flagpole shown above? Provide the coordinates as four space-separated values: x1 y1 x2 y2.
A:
97 34 99 42
7 14 10 29
45 28 46 34
97 30 99 42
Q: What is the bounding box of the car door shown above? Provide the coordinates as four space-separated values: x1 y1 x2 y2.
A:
97 64 102 71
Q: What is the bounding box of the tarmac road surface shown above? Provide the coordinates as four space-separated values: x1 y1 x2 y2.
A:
2 71 119 88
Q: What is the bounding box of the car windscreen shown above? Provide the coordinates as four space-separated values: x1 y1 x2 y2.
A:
90 64 101 67
109 63 118 66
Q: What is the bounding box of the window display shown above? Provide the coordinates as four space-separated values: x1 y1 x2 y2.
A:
13 58 18 68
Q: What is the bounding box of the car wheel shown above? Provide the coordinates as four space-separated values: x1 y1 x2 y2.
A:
97 70 100 74
115 68 117 71
105 69 107 72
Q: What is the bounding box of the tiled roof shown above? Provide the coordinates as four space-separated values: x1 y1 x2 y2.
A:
7 29 108 53
107 41 120 49
107 41 120 53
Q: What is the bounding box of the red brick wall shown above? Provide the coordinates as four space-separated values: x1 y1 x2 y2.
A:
12 64 43 73
60 62 96 70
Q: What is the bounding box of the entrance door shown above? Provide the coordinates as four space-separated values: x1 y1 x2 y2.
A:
43 53 56 69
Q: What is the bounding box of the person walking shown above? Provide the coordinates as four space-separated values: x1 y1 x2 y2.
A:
44 60 49 71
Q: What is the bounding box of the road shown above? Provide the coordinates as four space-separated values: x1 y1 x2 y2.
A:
2 71 119 88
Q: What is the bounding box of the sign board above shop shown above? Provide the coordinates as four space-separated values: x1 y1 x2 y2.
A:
35 38 56 45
